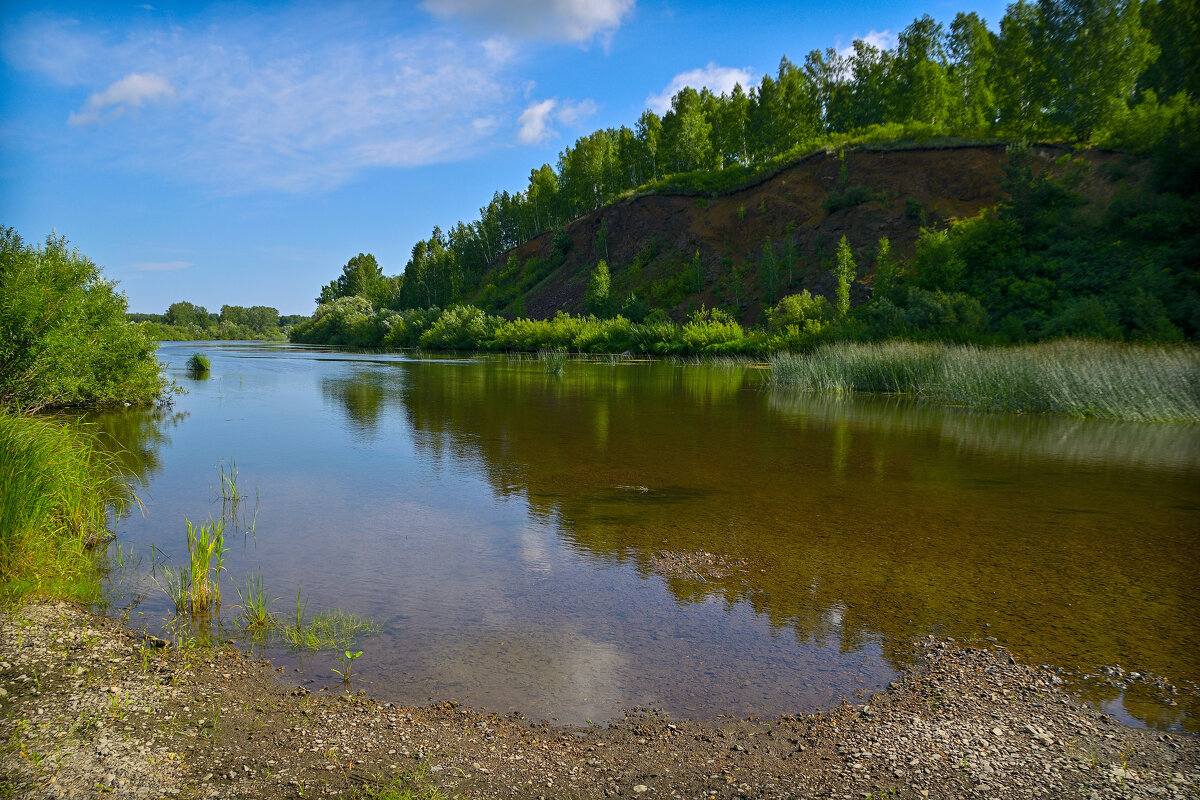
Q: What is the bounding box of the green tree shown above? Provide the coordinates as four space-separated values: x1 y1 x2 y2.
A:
873 237 898 301
1037 0 1157 139
947 12 998 130
165 301 210 330
0 228 166 411
834 235 857 316
317 253 387 305
759 238 780 304
585 260 613 317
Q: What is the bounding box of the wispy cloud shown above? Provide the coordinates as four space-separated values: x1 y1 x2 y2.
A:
131 260 191 271
838 30 894 58
646 63 755 114
516 97 597 144
3 8 516 192
422 0 635 44
69 72 173 125
517 98 558 144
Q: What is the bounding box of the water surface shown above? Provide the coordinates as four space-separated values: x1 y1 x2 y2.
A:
92 342 1200 730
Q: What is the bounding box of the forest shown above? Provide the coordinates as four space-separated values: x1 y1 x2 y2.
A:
129 302 307 341
292 0 1198 354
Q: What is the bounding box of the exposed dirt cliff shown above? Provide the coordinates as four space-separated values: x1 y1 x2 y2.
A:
484 144 1130 324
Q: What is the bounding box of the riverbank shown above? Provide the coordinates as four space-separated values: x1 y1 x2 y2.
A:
3 602 1196 799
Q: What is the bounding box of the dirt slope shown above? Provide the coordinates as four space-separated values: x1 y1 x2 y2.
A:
486 144 1127 324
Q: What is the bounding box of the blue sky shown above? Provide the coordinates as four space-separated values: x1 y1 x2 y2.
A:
1 0 1010 316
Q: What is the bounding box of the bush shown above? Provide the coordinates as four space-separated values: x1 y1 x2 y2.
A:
418 305 500 350
0 228 166 411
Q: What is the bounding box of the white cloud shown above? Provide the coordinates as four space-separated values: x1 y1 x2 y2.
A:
516 96 597 144
646 62 755 114
131 260 191 271
517 98 557 144
69 72 173 126
5 8 515 192
482 36 516 64
422 0 635 43
838 30 894 59
555 98 596 126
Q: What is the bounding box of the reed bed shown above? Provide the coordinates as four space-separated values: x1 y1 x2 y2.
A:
769 340 1200 423
538 348 567 376
0 413 130 604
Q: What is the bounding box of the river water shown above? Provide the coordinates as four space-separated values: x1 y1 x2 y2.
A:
89 341 1200 730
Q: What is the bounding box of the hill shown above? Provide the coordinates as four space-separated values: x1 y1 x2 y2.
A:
480 143 1135 325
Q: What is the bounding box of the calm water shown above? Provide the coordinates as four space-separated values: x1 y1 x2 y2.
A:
90 342 1200 730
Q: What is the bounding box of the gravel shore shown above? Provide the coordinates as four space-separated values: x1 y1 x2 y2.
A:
2 602 1197 799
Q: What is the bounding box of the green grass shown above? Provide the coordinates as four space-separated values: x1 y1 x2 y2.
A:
769 339 1200 423
282 607 381 651
234 571 277 633
184 518 226 612
0 413 132 605
538 347 567 376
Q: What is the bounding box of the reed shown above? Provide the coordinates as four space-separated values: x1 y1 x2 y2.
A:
538 347 568 376
184 518 226 611
0 413 131 604
234 571 277 633
769 340 1200 423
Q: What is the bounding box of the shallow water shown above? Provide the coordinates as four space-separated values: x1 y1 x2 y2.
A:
90 342 1200 730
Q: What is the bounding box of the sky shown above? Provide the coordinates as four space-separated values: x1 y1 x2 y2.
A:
1 0 1010 316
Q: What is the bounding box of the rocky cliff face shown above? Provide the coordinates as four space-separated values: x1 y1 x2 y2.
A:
483 144 1124 324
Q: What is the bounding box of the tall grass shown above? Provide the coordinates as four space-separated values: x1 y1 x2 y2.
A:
769 340 1200 423
538 347 567 376
0 413 131 604
184 518 226 611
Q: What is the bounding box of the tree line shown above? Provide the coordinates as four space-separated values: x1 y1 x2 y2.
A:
130 301 307 341
347 0 1192 311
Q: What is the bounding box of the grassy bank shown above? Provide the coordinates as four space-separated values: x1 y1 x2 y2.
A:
769 340 1200 423
0 413 131 605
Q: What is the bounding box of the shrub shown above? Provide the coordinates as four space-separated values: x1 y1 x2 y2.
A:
0 228 166 411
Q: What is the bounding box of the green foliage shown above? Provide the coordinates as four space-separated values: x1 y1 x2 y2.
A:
418 305 500 350
823 185 879 213
833 236 857 316
186 353 210 375
585 260 614 317
770 340 1200 422
0 414 131 604
282 608 381 651
872 237 898 301
184 518 226 612
0 228 166 412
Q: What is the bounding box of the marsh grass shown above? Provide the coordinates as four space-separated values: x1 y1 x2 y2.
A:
769 340 1200 423
538 347 567 376
282 607 381 651
0 413 131 605
234 571 277 634
184 518 226 611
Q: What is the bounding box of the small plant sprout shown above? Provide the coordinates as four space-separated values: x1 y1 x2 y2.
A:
332 650 363 685
235 571 278 633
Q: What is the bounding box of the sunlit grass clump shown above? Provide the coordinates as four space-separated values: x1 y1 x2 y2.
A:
0 413 130 605
769 340 1200 423
186 352 210 376
184 518 226 612
283 608 381 651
